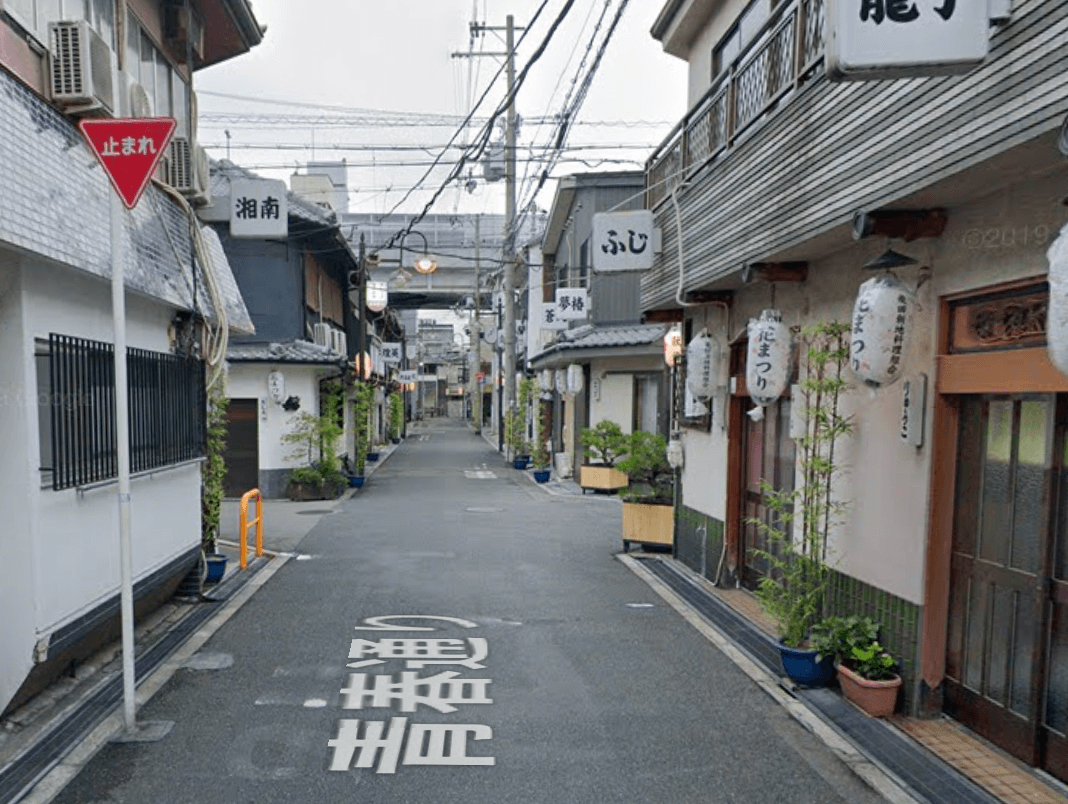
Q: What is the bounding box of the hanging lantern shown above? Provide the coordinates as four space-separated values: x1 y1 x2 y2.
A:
686 329 721 399
555 369 567 394
539 369 553 393
1048 223 1068 377
747 310 791 408
567 364 584 394
850 275 915 389
663 324 683 366
666 438 684 470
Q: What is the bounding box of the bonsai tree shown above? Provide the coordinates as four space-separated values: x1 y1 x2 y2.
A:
388 392 404 441
750 321 853 648
201 386 229 555
616 431 673 505
581 419 628 467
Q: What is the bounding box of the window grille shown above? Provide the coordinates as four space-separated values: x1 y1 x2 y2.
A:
48 334 206 490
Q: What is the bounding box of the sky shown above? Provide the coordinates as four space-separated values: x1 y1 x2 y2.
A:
194 0 688 221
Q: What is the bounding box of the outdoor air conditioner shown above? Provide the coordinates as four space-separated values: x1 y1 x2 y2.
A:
313 322 332 348
165 137 211 204
331 330 347 355
48 20 116 115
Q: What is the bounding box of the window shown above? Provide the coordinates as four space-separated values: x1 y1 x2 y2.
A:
711 0 776 80
125 9 189 133
40 334 206 490
7 0 114 48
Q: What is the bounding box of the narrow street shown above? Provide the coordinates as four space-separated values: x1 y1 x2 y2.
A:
51 420 885 804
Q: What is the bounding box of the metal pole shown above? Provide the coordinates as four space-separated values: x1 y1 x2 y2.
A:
471 215 482 433
502 14 517 417
110 192 136 733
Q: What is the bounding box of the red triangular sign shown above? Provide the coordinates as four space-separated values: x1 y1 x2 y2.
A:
79 118 177 209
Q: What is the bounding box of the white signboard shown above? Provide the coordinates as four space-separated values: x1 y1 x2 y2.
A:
230 178 288 238
540 302 568 330
827 0 990 80
398 370 418 384
367 281 389 313
592 211 655 272
381 342 402 364
555 288 589 321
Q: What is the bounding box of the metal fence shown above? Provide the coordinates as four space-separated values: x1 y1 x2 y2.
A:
49 334 206 491
646 0 826 209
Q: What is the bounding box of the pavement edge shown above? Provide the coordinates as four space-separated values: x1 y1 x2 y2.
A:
618 553 924 804
19 552 293 804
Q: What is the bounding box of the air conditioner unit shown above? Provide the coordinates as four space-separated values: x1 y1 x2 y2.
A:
331 330 347 355
313 322 331 348
49 20 116 115
165 137 211 204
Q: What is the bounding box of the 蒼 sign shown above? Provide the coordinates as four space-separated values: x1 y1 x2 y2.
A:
827 0 991 80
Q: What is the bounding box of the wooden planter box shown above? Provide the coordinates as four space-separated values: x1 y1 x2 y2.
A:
621 501 674 551
580 465 628 493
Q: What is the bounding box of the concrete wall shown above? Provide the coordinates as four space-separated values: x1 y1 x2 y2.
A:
0 252 202 713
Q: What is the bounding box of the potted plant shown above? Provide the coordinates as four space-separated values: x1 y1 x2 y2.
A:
283 382 346 500
813 615 901 717
201 386 229 585
750 321 853 687
504 406 528 468
350 381 374 487
616 430 674 551
579 419 629 493
388 392 403 444
531 440 552 483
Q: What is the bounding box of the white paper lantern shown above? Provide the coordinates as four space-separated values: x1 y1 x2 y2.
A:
1047 223 1068 377
567 364 584 394
747 310 791 407
539 369 554 392
850 275 915 389
666 438 684 470
555 369 567 393
686 329 721 399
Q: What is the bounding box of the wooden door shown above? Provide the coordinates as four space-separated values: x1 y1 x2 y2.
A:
946 393 1068 780
223 398 259 498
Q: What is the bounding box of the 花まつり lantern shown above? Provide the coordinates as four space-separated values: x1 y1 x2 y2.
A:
747 310 791 407
850 275 914 389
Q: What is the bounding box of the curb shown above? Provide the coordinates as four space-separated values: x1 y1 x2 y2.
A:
18 553 292 804
618 553 923 804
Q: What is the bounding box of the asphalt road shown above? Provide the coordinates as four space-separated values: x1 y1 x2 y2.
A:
52 419 887 804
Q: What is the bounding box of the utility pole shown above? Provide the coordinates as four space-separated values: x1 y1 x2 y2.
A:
470 215 482 433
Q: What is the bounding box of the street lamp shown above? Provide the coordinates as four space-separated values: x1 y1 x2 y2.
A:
400 231 438 275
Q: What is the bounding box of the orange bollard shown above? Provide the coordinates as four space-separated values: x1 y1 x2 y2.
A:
238 488 263 570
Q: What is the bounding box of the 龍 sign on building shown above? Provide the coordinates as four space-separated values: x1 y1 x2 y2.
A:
826 0 990 80
230 178 288 238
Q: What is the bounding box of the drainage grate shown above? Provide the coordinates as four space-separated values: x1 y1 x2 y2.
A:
0 562 265 804
635 557 1001 804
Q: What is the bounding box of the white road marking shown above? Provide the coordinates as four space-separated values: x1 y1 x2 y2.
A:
464 470 497 479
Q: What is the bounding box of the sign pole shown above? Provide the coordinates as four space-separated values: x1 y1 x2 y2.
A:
110 190 137 733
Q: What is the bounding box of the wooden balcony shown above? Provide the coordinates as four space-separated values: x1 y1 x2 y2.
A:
642 0 1068 311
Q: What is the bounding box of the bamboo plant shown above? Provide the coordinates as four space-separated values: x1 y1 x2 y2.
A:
201 386 229 555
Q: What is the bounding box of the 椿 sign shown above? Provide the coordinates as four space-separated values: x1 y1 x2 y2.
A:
79 118 176 209
826 0 990 80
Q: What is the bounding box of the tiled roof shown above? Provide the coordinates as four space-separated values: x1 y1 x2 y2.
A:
0 71 254 335
555 323 667 349
227 340 347 364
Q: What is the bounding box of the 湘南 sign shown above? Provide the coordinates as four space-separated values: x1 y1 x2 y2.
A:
79 118 176 209
592 211 657 272
230 178 288 239
826 0 990 80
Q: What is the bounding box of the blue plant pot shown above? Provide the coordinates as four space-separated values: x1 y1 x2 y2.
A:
367 452 379 462
777 641 835 687
533 469 551 483
349 475 365 488
513 458 530 470
204 553 227 584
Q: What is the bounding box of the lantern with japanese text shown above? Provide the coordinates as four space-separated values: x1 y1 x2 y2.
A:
555 369 567 394
567 364 584 394
1048 223 1068 378
663 324 683 366
686 329 721 399
850 276 915 389
747 310 791 408
539 369 554 393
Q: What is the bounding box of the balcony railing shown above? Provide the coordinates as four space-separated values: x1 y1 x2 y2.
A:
647 0 825 209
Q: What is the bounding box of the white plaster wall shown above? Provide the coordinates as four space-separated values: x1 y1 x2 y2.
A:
11 260 200 673
589 364 633 434
676 169 1068 605
226 363 331 470
0 253 37 714
685 0 751 108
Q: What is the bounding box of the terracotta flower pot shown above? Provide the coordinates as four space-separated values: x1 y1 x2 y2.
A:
837 663 902 717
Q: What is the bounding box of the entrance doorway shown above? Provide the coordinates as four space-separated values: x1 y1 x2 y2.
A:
946 392 1068 779
223 398 259 498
